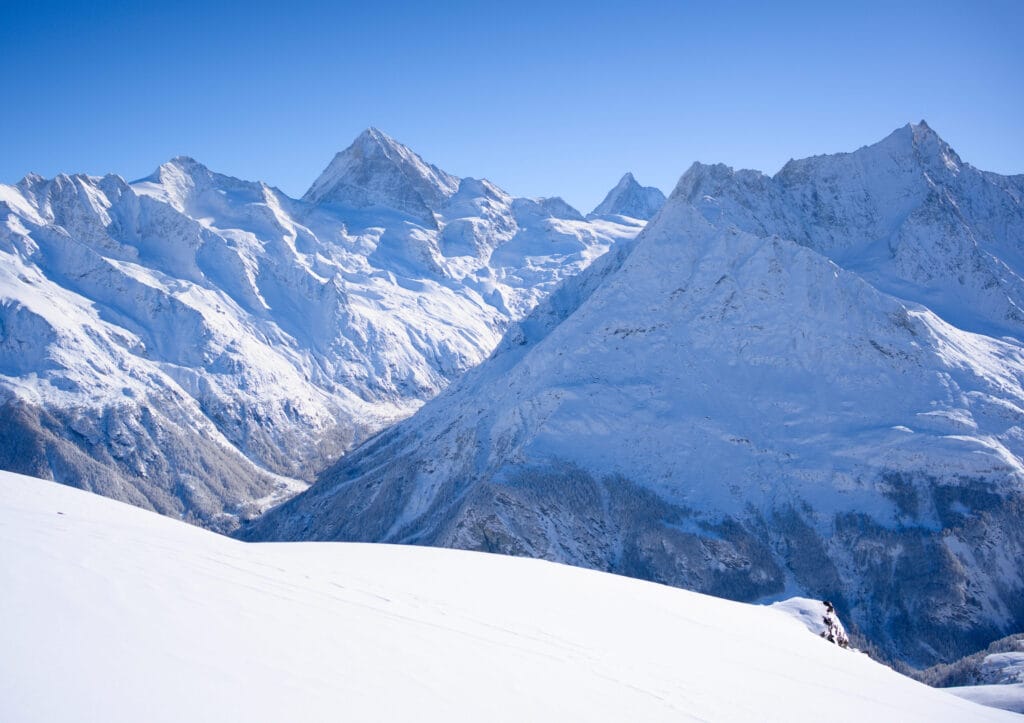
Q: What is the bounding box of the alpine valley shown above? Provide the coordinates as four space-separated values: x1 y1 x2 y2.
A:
0 129 647 531
245 123 1024 669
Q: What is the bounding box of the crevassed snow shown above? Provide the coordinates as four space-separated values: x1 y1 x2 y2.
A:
0 471 1012 723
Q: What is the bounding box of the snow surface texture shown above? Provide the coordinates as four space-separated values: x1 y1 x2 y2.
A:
0 471 1013 723
247 123 1024 668
0 129 646 531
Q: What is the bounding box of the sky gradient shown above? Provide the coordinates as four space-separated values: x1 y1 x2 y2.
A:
2 0 1022 212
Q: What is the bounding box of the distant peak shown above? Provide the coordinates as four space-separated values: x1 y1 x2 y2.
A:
130 155 216 193
592 172 666 220
540 196 584 220
773 122 964 187
879 120 943 147
303 128 459 221
17 172 46 188
353 127 399 149
881 121 962 172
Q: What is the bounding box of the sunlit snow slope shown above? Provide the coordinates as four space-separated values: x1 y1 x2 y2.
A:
0 471 1012 723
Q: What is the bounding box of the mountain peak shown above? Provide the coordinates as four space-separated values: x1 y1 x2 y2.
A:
349 127 405 155
591 172 665 220
303 128 459 221
874 120 961 170
134 155 216 190
168 155 203 167
772 122 964 191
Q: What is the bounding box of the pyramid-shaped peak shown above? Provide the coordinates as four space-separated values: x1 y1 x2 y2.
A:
303 128 459 221
357 126 400 143
591 172 666 220
908 119 943 141
348 127 407 154
876 120 950 153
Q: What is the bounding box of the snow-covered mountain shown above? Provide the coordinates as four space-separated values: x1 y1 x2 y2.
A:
0 129 644 531
302 127 459 222
1 471 1013 722
590 172 666 220
678 121 1024 338
245 123 1024 668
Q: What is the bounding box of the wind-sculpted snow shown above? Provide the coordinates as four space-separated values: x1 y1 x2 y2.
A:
2 472 1015 722
0 130 644 529
246 124 1024 668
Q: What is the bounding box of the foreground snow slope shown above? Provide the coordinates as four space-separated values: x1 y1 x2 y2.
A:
0 471 1011 723
0 129 643 529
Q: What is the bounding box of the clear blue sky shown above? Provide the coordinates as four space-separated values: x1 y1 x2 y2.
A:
2 0 1021 212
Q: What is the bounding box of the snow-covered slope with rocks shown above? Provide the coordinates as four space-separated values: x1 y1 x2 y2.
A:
771 598 852 649
1 471 1013 723
590 172 666 220
246 124 1024 668
0 129 644 531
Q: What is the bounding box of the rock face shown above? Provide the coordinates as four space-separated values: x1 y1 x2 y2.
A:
0 131 645 530
244 123 1024 668
771 598 852 649
591 172 666 220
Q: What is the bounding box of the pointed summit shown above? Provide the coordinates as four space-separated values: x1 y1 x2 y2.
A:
908 120 963 172
303 128 459 222
591 173 665 220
